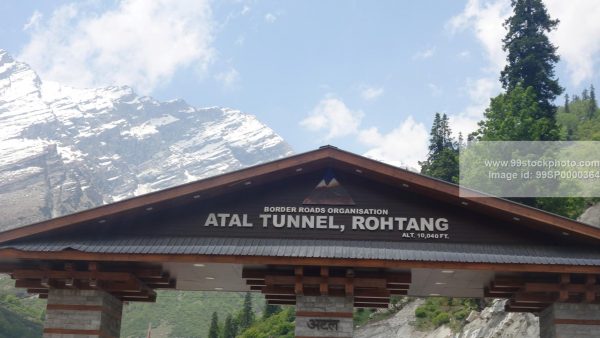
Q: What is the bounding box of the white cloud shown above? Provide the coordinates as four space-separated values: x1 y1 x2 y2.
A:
359 117 429 169
413 47 436 60
448 0 510 72
447 0 509 137
545 0 600 85
265 13 277 23
215 68 240 88
300 97 363 140
19 0 215 94
449 77 499 138
360 86 384 101
300 96 429 169
241 5 250 15
23 10 42 31
464 77 498 117
450 0 600 86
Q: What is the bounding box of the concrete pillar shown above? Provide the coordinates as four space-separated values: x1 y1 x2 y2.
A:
43 289 123 338
540 303 600 338
295 295 353 338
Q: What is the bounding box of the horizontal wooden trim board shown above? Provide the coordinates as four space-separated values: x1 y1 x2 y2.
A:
3 249 600 274
555 319 600 325
46 304 103 311
296 311 353 318
43 328 101 335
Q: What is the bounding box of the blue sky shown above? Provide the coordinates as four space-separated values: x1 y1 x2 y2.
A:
1 0 600 168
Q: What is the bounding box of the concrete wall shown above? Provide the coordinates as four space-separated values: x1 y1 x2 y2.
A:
540 303 600 338
295 295 354 338
43 289 123 338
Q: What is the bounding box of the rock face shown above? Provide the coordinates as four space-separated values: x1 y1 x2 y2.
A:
354 299 451 338
354 299 539 338
578 203 600 228
0 49 293 231
459 300 538 338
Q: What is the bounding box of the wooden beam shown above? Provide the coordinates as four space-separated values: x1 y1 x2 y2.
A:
505 307 541 313
146 279 176 289
513 293 556 304
320 267 329 296
384 273 412 285
11 269 133 282
265 295 295 301
355 302 388 309
585 274 596 303
490 281 523 289
245 279 265 286
295 267 303 296
524 283 600 294
559 274 570 302
506 302 544 309
355 289 390 298
261 286 389 298
268 300 296 305
262 275 387 289
484 288 514 298
386 284 409 290
354 296 390 304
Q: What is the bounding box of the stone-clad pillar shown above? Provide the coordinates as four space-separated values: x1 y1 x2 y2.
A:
540 303 600 338
43 289 123 338
295 295 353 338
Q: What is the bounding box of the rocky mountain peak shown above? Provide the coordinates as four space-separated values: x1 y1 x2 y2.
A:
0 50 293 231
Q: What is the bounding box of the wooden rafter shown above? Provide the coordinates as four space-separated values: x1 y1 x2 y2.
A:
10 261 174 303
243 266 410 309
487 273 600 313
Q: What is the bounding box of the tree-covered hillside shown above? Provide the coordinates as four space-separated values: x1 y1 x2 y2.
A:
0 274 265 338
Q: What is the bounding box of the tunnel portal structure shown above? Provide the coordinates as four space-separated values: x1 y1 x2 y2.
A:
1 146 600 337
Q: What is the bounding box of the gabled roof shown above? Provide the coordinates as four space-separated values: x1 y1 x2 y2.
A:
1 145 599 244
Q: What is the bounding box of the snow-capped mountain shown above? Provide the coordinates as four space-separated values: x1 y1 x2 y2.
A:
0 49 293 231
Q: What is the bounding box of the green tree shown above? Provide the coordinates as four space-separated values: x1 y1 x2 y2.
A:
238 307 295 338
208 312 220 338
564 93 570 114
500 0 563 126
263 304 281 319
238 292 255 331
473 84 558 141
588 84 597 119
222 314 237 338
419 113 459 183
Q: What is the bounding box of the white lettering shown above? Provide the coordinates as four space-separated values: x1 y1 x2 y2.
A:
204 213 218 227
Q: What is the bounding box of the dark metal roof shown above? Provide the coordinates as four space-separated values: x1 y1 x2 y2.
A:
4 237 600 266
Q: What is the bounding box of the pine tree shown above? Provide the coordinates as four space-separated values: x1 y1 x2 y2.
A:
589 84 597 119
582 88 590 101
263 304 281 319
500 0 563 126
419 113 459 183
208 312 220 338
222 314 237 338
564 94 570 114
238 292 254 332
